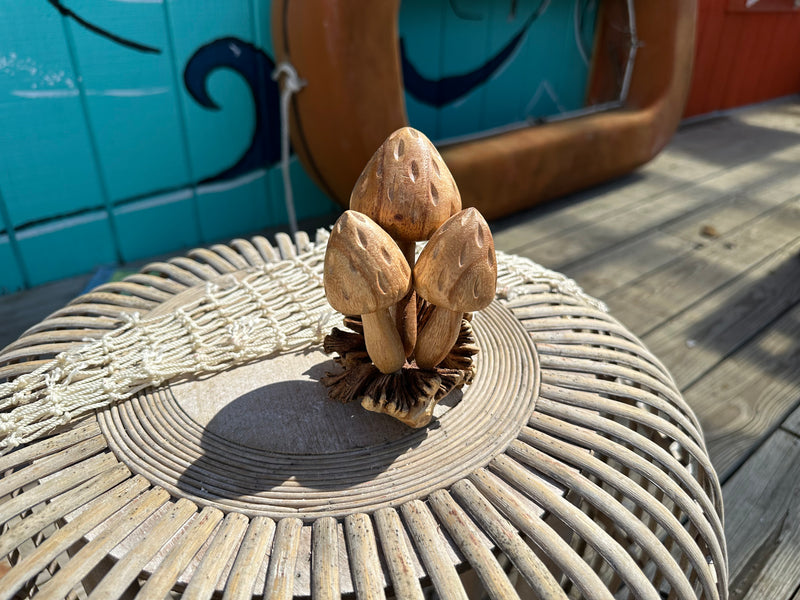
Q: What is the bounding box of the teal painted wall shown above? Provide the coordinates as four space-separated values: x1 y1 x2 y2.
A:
0 0 596 294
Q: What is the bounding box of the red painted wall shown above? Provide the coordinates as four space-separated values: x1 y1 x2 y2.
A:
684 0 800 117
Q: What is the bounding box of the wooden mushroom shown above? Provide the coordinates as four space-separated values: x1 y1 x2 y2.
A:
324 211 411 374
413 208 497 370
350 127 462 357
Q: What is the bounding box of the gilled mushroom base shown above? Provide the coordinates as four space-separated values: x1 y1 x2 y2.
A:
321 304 477 428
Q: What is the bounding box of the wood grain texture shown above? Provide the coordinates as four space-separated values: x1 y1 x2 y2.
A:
372 508 424 600
781 404 800 438
401 500 468 600
264 518 303 600
684 301 800 479
311 517 341 600
88 498 199 600
643 237 800 390
222 516 275 600
181 512 249 600
344 513 386 600
724 431 800 600
428 489 520 600
135 506 223 599
0 476 149 600
35 487 171 600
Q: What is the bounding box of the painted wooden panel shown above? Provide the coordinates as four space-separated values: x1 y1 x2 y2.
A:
400 0 598 141
439 1 491 139
685 1 800 116
65 0 192 202
0 239 23 295
16 212 117 287
399 0 444 138
728 0 800 11
0 198 24 294
167 0 282 242
113 192 199 261
0 2 105 227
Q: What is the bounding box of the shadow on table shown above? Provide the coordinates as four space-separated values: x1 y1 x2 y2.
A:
175 358 452 498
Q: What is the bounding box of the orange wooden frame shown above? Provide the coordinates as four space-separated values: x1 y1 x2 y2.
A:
273 0 697 220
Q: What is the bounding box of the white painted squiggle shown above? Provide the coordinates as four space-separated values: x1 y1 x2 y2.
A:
12 87 169 99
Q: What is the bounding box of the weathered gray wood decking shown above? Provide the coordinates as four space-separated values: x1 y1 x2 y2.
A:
1 96 798 598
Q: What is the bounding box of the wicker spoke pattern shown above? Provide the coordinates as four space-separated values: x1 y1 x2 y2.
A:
0 233 727 599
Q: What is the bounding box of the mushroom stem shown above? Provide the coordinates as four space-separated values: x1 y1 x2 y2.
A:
396 240 416 268
395 240 417 358
414 306 462 370
363 309 407 374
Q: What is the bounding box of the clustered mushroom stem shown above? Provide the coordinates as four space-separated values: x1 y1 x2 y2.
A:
362 309 407 374
395 240 418 358
414 306 463 370
396 240 416 269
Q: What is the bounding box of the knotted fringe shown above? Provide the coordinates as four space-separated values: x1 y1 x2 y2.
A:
0 230 605 454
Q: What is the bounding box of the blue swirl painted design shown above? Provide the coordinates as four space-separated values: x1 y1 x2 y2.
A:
184 37 282 183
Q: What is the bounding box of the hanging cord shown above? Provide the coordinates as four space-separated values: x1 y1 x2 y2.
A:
272 62 306 236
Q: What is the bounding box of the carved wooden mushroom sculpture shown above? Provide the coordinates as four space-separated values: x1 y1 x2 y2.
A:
350 126 462 356
414 208 497 369
324 210 411 374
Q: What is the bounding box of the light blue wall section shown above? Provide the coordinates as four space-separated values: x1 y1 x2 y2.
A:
16 212 117 287
113 192 198 260
400 0 598 139
399 0 446 139
0 198 24 294
0 238 23 294
439 1 492 140
66 1 192 202
0 0 596 294
165 0 273 243
0 2 105 227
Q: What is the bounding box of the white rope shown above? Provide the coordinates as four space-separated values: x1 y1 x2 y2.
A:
0 235 604 454
272 61 306 236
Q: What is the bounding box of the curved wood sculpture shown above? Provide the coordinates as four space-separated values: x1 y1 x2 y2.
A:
272 0 697 220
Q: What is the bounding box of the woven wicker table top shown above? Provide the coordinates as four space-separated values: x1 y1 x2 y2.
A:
0 231 727 600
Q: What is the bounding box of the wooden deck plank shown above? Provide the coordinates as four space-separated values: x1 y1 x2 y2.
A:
0 275 91 353
602 196 800 336
564 231 693 298
723 430 800 600
506 151 800 272
490 166 699 256
659 186 790 245
681 299 800 479
642 238 800 390
781 404 800 438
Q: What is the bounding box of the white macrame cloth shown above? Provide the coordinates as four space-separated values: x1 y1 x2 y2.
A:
0 230 605 454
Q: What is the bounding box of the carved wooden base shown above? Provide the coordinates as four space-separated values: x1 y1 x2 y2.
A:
321 307 478 428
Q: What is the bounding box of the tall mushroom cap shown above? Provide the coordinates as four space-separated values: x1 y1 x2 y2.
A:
350 127 462 242
414 208 497 312
324 211 412 315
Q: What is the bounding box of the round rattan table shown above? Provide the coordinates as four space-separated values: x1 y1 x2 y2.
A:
0 231 727 600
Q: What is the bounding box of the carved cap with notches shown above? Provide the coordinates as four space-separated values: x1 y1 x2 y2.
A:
350 127 462 242
414 208 497 312
324 210 412 315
